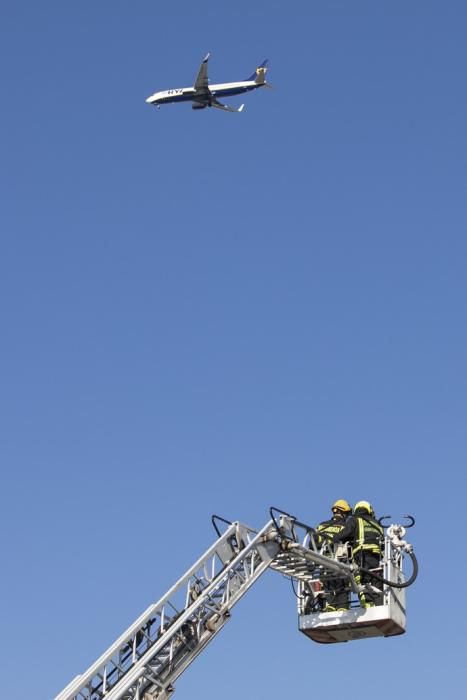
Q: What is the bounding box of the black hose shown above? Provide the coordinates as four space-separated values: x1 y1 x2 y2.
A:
269 506 316 542
269 506 296 539
212 514 233 537
359 550 418 589
379 514 416 528
290 577 306 600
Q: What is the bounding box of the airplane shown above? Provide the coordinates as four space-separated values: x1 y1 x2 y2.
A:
145 54 270 113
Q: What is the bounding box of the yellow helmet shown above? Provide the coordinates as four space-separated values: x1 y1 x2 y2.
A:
332 499 351 514
354 500 374 516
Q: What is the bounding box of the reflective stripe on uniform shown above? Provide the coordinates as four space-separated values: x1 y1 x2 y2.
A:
352 516 383 555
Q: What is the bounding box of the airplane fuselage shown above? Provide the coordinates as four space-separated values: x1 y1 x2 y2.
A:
146 80 262 107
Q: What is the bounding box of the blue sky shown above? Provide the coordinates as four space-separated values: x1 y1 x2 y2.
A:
1 1 466 697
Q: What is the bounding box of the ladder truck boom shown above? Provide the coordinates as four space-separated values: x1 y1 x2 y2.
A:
55 509 417 700
55 519 281 700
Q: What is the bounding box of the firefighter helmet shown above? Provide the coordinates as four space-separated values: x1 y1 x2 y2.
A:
332 499 351 514
354 500 374 516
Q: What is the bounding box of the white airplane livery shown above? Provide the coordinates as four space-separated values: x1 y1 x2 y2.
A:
146 54 269 113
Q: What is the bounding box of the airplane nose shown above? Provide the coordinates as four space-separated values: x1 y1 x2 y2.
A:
146 96 154 104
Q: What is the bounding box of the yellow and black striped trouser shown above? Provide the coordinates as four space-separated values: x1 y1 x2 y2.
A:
353 549 383 607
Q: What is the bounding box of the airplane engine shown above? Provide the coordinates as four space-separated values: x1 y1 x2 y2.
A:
192 102 207 110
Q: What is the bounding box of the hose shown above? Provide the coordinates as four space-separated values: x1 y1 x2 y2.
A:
290 577 306 600
379 514 415 528
211 514 233 537
359 549 418 589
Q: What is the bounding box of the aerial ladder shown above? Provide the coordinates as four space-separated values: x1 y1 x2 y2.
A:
55 507 418 700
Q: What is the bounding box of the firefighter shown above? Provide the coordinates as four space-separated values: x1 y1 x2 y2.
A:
315 499 352 611
333 500 384 608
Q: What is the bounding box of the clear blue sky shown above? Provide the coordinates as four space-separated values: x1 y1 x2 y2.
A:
1 1 466 698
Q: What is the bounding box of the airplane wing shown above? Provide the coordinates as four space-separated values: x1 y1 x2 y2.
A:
211 98 244 113
194 53 210 94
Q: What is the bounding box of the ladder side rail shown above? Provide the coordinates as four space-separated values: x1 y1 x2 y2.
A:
139 534 280 700
271 542 356 576
55 521 249 700
267 516 355 577
270 540 361 612
101 520 280 700
141 615 229 700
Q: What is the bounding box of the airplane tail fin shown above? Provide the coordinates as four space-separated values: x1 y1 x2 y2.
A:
247 59 269 83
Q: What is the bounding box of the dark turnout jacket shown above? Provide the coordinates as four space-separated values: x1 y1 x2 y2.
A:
333 514 384 556
315 516 347 548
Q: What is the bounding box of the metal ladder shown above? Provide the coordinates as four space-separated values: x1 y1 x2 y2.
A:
53 511 390 700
